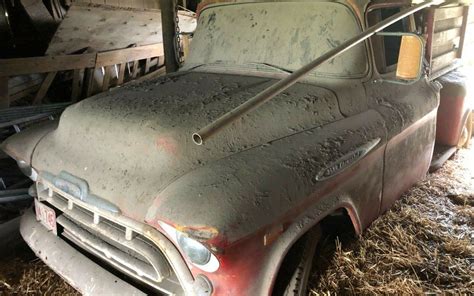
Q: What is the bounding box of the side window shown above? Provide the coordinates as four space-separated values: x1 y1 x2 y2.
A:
367 6 416 74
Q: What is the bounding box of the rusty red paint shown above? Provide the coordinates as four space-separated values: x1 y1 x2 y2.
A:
436 96 467 146
155 136 178 156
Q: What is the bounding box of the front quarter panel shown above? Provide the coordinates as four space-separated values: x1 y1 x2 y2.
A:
145 110 387 295
1 120 58 164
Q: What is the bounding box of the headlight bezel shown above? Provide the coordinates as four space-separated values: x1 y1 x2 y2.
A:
159 221 220 273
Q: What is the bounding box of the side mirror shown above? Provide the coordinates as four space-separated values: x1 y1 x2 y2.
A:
375 32 425 84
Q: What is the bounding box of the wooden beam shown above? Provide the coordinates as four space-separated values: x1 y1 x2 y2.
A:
95 44 164 67
434 16 464 32
33 71 57 105
432 27 461 45
432 37 460 58
10 85 41 102
0 54 96 77
432 50 458 72
0 77 8 109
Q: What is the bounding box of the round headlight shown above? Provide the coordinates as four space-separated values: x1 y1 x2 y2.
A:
158 221 220 272
176 232 211 265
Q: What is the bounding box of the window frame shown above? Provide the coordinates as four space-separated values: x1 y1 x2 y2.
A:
366 2 417 75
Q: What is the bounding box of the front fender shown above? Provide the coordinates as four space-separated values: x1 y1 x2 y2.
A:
144 110 386 295
1 120 58 165
145 110 386 244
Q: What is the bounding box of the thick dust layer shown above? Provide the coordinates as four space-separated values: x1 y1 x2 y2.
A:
0 146 472 295
309 146 473 295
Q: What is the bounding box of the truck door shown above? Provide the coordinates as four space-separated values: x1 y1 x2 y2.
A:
365 4 440 214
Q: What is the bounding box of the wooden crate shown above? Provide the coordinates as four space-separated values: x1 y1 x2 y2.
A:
425 4 471 77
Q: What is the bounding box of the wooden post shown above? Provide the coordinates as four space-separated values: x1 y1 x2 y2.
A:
160 0 179 73
117 62 126 85
132 60 139 79
425 8 436 77
102 65 113 91
84 68 96 97
458 6 470 59
71 69 83 102
0 77 8 109
33 71 57 105
145 57 152 73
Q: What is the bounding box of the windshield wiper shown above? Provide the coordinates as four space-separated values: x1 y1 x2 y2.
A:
185 61 293 74
245 62 293 74
185 61 227 71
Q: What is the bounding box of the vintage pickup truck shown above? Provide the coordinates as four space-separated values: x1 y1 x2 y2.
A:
1 0 472 295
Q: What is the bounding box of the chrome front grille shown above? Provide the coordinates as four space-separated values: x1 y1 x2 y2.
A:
36 181 184 295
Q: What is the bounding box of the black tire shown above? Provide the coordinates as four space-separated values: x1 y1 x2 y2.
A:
273 226 322 296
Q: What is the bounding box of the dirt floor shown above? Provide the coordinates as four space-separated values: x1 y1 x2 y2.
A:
0 146 472 295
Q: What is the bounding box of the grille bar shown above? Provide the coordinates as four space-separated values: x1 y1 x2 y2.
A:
48 194 171 280
58 215 159 282
36 181 186 295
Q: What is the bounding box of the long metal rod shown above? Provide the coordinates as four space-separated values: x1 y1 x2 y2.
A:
192 0 440 145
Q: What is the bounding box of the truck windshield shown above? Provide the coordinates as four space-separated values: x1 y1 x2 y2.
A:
185 2 368 78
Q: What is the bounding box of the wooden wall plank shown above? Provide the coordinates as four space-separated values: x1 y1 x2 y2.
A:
434 16 464 32
434 6 464 21
95 44 164 67
432 50 458 72
33 72 58 105
432 27 461 45
432 37 461 58
0 54 96 76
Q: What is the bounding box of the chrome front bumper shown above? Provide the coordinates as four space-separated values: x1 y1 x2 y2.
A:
20 174 208 295
20 209 146 296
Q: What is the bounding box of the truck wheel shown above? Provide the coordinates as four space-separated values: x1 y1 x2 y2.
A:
458 112 472 148
273 226 322 296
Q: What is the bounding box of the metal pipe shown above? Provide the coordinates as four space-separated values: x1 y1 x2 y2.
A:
0 188 32 203
192 0 441 145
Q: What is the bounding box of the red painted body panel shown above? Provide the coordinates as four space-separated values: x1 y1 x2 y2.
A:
381 110 437 213
435 70 468 146
436 95 467 146
184 144 386 295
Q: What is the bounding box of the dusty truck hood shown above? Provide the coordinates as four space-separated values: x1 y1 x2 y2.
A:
32 71 343 241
